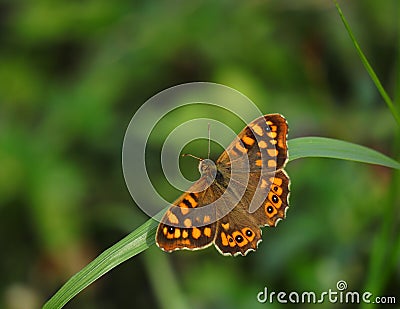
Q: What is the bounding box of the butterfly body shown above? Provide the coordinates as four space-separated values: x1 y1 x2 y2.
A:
156 114 290 256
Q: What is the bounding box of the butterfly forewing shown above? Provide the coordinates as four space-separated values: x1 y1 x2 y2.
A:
156 177 219 252
217 114 288 173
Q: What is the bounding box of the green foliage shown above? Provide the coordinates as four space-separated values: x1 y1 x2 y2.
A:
1 1 398 309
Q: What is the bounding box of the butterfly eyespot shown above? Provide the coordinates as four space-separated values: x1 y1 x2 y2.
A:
235 235 244 243
229 237 234 243
273 186 278 192
168 227 175 234
241 228 256 242
272 194 279 203
266 206 274 213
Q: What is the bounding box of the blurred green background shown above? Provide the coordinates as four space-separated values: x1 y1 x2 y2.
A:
1 1 399 308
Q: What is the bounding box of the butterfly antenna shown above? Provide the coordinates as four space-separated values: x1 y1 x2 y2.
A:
181 153 203 161
207 122 211 159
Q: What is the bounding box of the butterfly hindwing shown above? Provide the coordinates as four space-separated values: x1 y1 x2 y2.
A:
214 207 262 256
247 170 290 227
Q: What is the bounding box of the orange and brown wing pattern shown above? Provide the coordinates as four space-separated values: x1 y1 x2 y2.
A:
212 170 290 256
213 114 290 256
217 114 288 173
156 178 220 252
251 170 290 227
224 168 290 228
214 210 262 256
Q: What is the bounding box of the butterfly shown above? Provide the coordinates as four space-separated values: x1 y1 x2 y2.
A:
155 114 290 256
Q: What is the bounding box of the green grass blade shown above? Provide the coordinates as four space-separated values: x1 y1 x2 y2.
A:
43 218 159 309
43 137 400 308
334 0 400 127
288 137 400 169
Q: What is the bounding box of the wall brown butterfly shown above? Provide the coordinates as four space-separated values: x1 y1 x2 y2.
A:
156 114 290 256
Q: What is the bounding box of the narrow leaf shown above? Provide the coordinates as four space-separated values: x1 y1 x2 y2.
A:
43 218 159 309
334 0 400 126
288 137 400 169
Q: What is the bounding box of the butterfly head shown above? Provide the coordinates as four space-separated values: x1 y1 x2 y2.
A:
199 158 217 180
